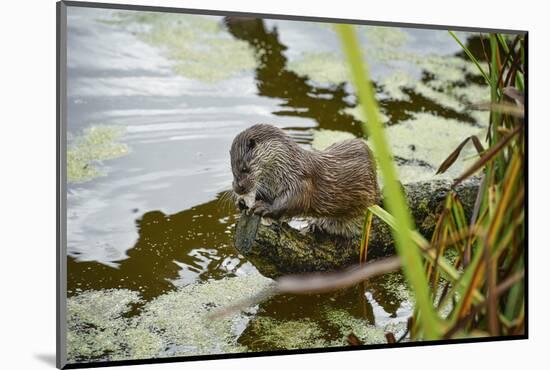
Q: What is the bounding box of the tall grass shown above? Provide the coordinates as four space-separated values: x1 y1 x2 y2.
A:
337 25 443 339
337 26 525 340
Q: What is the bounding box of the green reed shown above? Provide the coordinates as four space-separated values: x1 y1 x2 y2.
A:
338 26 525 340
337 24 443 339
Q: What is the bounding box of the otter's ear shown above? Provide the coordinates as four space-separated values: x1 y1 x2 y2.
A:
248 138 256 150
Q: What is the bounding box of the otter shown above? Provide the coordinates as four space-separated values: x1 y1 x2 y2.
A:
230 124 380 237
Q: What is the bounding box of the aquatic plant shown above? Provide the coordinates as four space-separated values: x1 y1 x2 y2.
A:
325 309 392 345
67 289 144 361
311 129 356 150
67 274 273 362
243 317 326 350
338 25 525 340
287 25 490 127
106 12 257 82
67 125 129 183
311 112 484 186
338 24 443 339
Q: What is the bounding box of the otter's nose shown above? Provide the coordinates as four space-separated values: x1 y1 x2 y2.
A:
233 180 246 195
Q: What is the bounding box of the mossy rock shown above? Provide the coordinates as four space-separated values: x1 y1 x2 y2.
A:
234 178 479 278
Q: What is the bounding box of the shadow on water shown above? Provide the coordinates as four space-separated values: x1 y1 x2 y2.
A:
68 192 248 301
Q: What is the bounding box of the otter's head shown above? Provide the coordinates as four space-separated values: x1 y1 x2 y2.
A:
230 124 295 209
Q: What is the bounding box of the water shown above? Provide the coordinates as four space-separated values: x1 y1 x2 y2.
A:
65 6 489 362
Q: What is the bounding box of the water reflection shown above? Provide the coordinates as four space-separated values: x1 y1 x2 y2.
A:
238 280 411 350
68 192 255 300
225 17 364 136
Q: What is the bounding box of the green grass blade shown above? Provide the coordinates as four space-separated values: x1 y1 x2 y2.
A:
496 34 510 54
369 205 487 307
359 208 374 264
337 24 442 339
449 30 491 85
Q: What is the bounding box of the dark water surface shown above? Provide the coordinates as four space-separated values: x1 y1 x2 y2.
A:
66 7 488 360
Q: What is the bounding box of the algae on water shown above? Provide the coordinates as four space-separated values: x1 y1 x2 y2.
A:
67 289 144 361
244 317 327 350
325 309 387 345
67 274 273 363
67 125 129 183
288 52 349 85
362 25 409 50
375 112 486 184
66 274 410 362
344 105 390 126
378 67 490 113
381 112 486 180
310 110 486 184
106 12 256 82
287 26 409 86
311 129 356 150
136 274 271 357
286 25 490 124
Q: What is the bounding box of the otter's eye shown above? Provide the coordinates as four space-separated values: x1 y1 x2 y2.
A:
241 165 249 173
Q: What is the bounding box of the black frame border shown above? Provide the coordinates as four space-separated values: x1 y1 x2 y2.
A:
56 1 528 369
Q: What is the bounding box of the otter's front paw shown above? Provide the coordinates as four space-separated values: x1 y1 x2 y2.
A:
236 198 248 211
306 223 323 235
250 200 274 218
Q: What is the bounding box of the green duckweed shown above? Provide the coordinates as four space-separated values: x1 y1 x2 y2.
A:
311 129 356 150
67 274 272 362
325 309 386 345
67 125 129 183
311 111 486 185
107 12 257 82
245 317 326 350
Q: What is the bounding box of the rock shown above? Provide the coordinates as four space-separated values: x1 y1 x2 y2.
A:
234 178 480 278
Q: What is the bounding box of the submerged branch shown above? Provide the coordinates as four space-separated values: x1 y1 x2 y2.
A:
275 256 401 294
209 256 400 319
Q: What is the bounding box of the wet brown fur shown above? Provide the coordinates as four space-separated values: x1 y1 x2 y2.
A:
230 124 380 237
